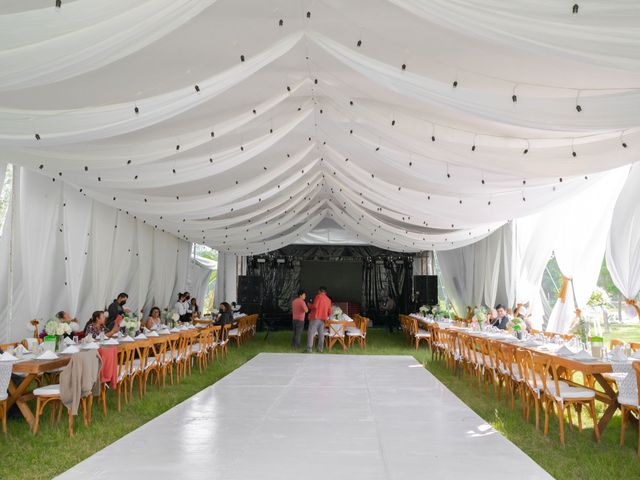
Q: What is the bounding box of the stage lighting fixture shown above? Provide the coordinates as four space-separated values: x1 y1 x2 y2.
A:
257 258 266 263
276 258 286 264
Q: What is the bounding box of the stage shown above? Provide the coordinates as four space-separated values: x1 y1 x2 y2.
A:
56 353 552 480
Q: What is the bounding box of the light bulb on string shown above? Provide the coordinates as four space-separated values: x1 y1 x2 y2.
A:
575 91 582 112
523 139 530 154
620 131 628 148
511 85 518 103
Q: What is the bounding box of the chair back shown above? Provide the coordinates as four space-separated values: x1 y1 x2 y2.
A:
610 338 624 349
0 361 12 397
328 322 345 337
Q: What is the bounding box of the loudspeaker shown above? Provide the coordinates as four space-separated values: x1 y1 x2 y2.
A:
237 276 262 304
414 275 438 305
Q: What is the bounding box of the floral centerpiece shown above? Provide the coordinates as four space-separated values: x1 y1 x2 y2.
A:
509 317 524 338
418 305 429 316
121 315 141 337
471 306 488 329
44 317 72 350
332 306 343 320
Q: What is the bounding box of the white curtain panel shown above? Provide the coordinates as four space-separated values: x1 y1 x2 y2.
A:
606 164 640 319
546 167 629 333
186 259 214 311
0 167 193 343
437 222 514 315
214 252 238 305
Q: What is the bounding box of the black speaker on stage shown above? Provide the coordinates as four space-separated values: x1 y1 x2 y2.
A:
237 275 262 306
414 275 438 306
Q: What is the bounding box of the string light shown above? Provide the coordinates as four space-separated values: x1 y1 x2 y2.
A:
575 91 582 112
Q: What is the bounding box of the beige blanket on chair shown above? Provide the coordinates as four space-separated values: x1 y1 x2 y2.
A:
60 350 101 415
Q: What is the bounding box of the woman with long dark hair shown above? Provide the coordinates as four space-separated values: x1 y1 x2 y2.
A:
216 302 234 326
84 310 118 339
145 306 162 330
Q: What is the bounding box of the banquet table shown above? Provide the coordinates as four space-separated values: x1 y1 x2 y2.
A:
450 328 631 435
7 330 190 427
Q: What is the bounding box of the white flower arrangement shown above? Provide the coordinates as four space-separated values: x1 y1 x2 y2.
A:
44 317 72 336
419 305 429 316
171 312 180 322
332 306 343 320
121 316 141 332
472 306 488 325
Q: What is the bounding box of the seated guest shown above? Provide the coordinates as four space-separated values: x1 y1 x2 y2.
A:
56 311 81 334
190 298 200 319
84 310 118 339
107 292 129 331
486 308 498 325
216 302 234 326
145 307 162 330
491 304 511 330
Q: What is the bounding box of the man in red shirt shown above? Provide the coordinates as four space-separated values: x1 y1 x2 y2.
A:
291 290 308 349
306 286 332 353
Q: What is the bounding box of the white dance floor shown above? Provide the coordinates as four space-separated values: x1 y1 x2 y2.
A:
57 353 552 480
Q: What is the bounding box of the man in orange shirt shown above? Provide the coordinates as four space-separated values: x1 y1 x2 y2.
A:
291 290 308 349
306 286 332 353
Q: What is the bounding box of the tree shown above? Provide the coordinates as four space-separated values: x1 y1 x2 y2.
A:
588 287 613 333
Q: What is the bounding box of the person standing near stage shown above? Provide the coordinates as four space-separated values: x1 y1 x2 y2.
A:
306 286 332 353
291 290 308 349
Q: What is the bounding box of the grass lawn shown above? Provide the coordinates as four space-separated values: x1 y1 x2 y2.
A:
603 323 640 345
2 328 640 479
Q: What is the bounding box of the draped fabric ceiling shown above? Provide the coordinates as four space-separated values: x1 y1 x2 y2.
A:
1 0 639 257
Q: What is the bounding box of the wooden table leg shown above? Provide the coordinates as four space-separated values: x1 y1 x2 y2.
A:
591 373 634 434
7 374 37 427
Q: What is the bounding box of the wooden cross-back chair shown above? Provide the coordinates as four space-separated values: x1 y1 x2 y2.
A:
531 352 600 445
326 322 347 351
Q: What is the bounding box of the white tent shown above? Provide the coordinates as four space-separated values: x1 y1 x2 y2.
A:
0 0 639 340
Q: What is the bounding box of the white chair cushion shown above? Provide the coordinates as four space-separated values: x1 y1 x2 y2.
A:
228 329 239 337
33 384 60 396
618 395 640 408
414 332 430 338
346 328 363 336
192 344 201 353
546 383 595 401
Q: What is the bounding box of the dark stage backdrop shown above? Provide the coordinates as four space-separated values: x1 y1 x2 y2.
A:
300 260 362 303
246 245 413 322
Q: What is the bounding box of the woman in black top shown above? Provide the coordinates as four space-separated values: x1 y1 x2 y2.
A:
217 302 233 326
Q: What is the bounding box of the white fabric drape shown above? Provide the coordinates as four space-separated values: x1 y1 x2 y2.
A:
0 167 193 343
389 0 640 71
0 0 219 91
214 252 238 306
546 167 629 333
606 164 640 319
437 222 514 315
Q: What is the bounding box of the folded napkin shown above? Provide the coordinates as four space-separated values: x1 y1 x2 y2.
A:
169 327 179 333
84 335 94 343
135 333 147 340
61 345 80 354
0 351 18 361
610 346 627 362
99 332 107 341
555 345 574 356
573 349 595 361
119 336 134 343
81 343 100 350
63 337 75 346
147 331 159 337
102 338 119 346
14 344 28 354
36 350 59 360
631 350 640 360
